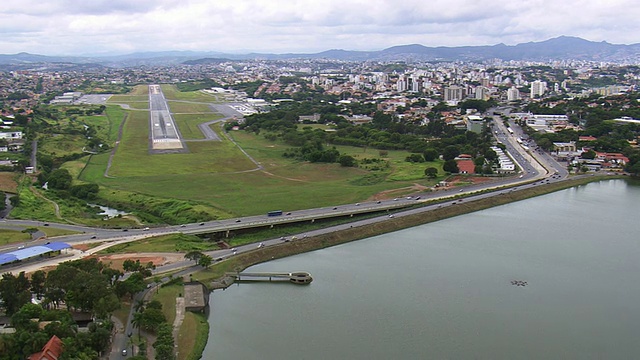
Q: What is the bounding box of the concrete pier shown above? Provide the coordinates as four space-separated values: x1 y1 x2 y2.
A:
226 271 313 285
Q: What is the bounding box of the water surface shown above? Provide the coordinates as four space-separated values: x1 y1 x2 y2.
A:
204 180 640 359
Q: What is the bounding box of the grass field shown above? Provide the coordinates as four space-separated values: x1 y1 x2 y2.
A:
161 85 218 102
152 284 182 325
0 172 19 193
177 312 208 360
173 113 222 140
167 101 214 114
108 95 148 103
75 85 444 220
0 229 31 245
98 233 219 254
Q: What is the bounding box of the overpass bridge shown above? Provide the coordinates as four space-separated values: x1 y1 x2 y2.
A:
179 200 419 237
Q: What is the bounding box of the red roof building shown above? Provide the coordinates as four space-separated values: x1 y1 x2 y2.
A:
28 335 64 360
579 135 597 141
456 159 476 174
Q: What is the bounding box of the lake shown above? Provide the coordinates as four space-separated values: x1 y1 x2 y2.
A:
203 179 640 359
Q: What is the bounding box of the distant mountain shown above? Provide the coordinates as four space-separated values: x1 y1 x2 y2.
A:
1 37 640 69
185 36 640 63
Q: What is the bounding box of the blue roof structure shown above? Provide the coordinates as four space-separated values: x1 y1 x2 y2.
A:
0 242 72 266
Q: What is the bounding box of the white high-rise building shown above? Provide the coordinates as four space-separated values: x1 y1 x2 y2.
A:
444 85 466 102
475 86 489 100
530 80 547 98
507 87 520 101
396 77 408 92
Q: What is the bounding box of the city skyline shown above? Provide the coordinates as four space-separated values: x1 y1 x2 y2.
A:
1 0 639 56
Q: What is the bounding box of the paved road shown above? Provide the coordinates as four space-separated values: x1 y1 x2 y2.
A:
149 84 183 150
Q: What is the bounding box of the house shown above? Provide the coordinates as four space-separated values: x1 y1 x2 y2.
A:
28 335 64 360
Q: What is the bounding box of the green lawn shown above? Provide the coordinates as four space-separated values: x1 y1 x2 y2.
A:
177 312 208 360
167 101 214 114
151 284 182 325
0 229 32 246
108 95 148 102
161 85 217 102
98 233 219 254
173 113 222 140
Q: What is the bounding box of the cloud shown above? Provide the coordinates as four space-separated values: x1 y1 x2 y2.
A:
0 0 638 55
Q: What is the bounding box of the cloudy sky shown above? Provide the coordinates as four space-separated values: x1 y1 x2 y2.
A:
1 0 638 56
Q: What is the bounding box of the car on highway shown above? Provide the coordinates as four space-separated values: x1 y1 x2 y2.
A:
122 349 127 356
235 219 241 222
143 227 150 231
388 214 394 218
180 224 186 227
199 222 205 226
90 235 97 239
333 207 338 210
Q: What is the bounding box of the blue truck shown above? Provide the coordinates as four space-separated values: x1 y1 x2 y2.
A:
267 210 283 217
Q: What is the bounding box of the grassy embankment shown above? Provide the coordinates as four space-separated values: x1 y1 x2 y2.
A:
178 312 209 360
98 233 220 254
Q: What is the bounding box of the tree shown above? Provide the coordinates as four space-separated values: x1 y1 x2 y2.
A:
424 167 438 178
442 145 460 161
405 154 425 163
338 155 356 167
198 255 213 268
581 149 596 159
46 169 73 190
423 148 438 162
443 159 460 173
30 270 46 300
0 272 32 315
141 308 166 331
132 312 144 338
184 251 203 263
153 323 175 360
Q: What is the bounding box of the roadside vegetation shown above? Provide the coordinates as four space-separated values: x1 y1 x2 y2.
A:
98 233 220 254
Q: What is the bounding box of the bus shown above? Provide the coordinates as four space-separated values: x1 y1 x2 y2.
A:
267 210 283 217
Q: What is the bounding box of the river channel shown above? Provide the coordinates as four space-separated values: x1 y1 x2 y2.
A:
203 179 640 359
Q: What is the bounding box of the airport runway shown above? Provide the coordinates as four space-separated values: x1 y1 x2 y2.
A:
149 84 184 150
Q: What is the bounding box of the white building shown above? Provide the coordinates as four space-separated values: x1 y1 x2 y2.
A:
507 86 520 101
530 80 547 98
0 131 22 139
444 85 466 103
491 146 515 172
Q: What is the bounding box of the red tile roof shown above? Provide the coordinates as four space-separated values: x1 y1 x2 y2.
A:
28 335 63 360
456 159 476 174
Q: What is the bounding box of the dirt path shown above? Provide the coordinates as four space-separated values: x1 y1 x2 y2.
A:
172 297 185 346
105 112 128 178
30 187 61 219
